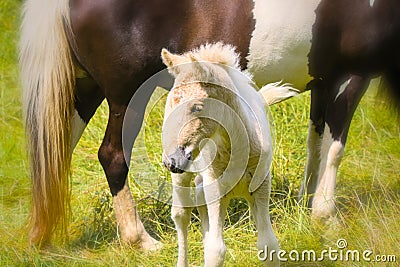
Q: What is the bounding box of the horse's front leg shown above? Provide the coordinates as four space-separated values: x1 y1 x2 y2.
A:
171 172 194 267
311 75 370 220
299 79 327 207
98 102 159 250
250 176 279 267
202 178 229 267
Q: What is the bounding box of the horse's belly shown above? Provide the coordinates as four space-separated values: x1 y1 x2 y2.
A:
247 0 321 91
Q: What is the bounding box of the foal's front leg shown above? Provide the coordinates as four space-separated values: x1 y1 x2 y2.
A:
202 178 229 267
204 199 229 267
195 175 209 243
171 172 194 267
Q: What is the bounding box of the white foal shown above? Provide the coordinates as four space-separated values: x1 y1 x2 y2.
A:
161 43 297 267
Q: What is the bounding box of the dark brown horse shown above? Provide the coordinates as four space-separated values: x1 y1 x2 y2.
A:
20 0 400 249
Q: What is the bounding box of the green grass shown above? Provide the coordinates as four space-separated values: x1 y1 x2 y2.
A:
1 1 399 266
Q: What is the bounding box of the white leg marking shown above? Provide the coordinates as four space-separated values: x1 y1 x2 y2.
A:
369 0 375 7
71 110 87 149
172 173 193 267
248 0 321 89
251 177 279 267
335 78 351 101
312 124 344 219
114 182 160 250
300 121 323 201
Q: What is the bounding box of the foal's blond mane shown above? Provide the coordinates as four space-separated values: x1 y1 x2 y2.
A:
167 43 254 96
187 42 240 69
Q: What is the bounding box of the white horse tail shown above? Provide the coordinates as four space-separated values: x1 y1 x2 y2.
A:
19 0 75 245
259 81 299 106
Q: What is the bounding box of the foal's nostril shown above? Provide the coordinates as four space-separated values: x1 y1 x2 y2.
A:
169 157 176 169
164 157 183 173
163 147 191 173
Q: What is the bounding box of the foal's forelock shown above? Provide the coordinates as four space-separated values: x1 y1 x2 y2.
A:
168 83 208 108
169 78 233 103
173 61 238 89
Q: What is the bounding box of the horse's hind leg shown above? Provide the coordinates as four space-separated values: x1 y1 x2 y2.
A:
72 75 105 148
250 176 279 266
98 101 159 250
311 75 370 220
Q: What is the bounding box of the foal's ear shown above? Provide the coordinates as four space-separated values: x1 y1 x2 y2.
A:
161 48 185 69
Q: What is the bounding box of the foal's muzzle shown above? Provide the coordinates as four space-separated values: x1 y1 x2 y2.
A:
163 146 192 173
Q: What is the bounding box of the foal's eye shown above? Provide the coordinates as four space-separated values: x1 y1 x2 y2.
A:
191 103 203 113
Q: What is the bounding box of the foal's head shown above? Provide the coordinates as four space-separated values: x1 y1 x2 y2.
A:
161 44 242 173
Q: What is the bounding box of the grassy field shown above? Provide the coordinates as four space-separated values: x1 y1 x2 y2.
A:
1 1 399 266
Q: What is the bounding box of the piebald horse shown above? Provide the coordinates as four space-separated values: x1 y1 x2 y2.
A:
20 0 400 247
